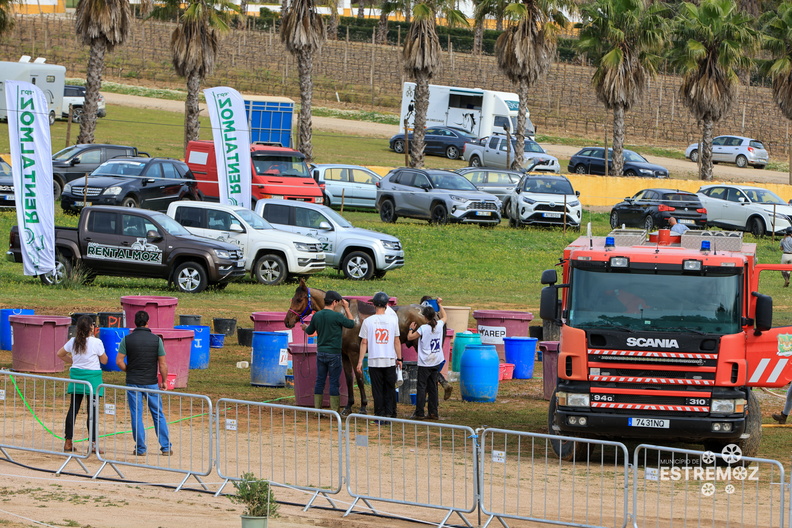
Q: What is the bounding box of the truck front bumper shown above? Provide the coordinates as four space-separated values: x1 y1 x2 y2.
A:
555 409 747 443
378 251 405 271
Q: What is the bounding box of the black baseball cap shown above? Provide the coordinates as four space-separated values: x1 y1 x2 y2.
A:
325 291 343 304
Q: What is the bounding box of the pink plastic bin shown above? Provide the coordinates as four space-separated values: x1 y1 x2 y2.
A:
9 315 71 373
121 296 178 329
290 343 349 408
472 310 534 360
251 312 313 345
151 328 194 389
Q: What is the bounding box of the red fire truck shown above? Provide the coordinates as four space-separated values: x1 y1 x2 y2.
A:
540 229 790 459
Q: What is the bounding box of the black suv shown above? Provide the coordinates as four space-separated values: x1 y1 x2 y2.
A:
61 157 200 214
52 144 148 199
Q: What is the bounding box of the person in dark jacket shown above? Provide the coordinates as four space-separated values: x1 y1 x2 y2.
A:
116 310 172 456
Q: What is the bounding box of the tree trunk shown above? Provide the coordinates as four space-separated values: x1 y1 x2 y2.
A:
700 119 714 181
473 21 483 55
236 0 248 29
410 72 429 168
495 16 503 32
327 3 339 40
376 12 388 45
611 104 625 176
513 77 529 170
77 38 106 144
357 0 365 19
184 70 202 151
297 47 315 162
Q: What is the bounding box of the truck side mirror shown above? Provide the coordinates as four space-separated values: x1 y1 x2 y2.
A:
229 224 244 233
146 230 163 242
540 286 559 321
318 221 332 230
753 292 772 334
540 269 557 285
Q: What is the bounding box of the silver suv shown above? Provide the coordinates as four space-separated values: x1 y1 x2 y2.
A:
376 168 502 225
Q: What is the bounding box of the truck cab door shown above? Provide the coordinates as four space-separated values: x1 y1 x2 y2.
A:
293 208 338 264
202 210 249 253
81 209 121 274
744 327 792 388
486 137 505 166
118 212 168 277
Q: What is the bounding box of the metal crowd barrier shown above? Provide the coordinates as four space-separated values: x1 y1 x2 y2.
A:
344 414 478 528
214 399 343 507
479 428 630 528
633 444 786 528
0 370 94 475
93 383 213 490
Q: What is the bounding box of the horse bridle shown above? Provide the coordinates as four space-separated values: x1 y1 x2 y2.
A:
288 288 314 323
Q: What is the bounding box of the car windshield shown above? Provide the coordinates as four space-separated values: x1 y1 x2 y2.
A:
522 177 574 194
568 268 742 335
0 159 10 176
744 188 785 205
149 212 191 236
237 209 273 230
623 150 647 162
52 146 83 161
451 128 478 139
428 173 479 191
320 207 353 228
252 155 311 178
523 141 546 154
93 160 146 176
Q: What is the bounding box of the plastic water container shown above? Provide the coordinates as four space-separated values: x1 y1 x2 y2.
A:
289 342 348 407
210 333 226 348
503 336 537 379
121 296 178 329
9 315 71 373
451 332 482 372
499 363 515 381
175 325 211 369
472 310 534 360
459 344 499 402
151 327 193 389
251 331 289 387
98 312 124 328
98 327 130 372
237 327 254 347
250 311 314 345
157 372 178 390
1 308 34 350
213 318 237 336
179 314 202 326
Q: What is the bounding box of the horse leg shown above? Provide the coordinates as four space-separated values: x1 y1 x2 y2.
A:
340 352 355 417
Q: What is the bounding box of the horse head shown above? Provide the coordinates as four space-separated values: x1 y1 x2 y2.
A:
284 279 325 328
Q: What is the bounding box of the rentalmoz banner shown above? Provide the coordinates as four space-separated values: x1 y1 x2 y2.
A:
204 86 251 209
4 81 55 276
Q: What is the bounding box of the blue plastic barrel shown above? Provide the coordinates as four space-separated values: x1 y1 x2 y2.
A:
176 324 211 369
503 337 538 379
460 344 499 402
251 331 289 387
98 327 130 372
451 332 482 372
1 309 35 350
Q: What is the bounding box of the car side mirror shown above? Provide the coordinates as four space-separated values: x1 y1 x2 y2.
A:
421 184 431 191
144 178 156 185
515 188 521 194
318 221 332 230
575 191 581 197
71 157 80 166
229 224 244 233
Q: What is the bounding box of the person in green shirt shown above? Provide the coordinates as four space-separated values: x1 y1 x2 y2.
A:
303 291 355 412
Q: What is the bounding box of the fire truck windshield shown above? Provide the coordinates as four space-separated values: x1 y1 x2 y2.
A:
568 269 742 335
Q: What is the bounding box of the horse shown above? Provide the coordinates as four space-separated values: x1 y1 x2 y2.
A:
283 279 427 416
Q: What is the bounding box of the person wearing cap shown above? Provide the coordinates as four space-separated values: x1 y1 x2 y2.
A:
781 228 792 287
408 298 447 420
419 296 453 400
303 291 355 413
668 217 689 235
358 292 401 419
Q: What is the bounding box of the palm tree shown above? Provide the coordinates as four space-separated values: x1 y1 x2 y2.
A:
326 0 340 39
281 0 326 163
577 0 666 176
0 0 14 39
75 0 131 144
762 2 792 183
150 0 236 150
670 0 758 180
475 0 510 32
495 0 568 168
402 1 467 168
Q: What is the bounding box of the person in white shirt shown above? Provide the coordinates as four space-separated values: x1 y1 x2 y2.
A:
57 315 108 454
358 292 402 418
407 298 447 420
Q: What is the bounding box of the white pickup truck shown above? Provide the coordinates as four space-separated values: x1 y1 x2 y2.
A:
167 201 326 285
462 134 561 172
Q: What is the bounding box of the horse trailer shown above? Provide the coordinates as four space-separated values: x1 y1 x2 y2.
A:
0 56 65 126
399 82 535 139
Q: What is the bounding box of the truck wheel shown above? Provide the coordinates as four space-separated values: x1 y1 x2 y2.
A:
469 155 482 167
393 139 405 153
121 196 139 208
430 203 448 225
548 391 588 461
704 391 761 462
39 254 72 286
689 149 699 163
253 254 287 285
342 251 374 280
379 199 397 223
446 145 460 160
747 217 764 237
173 261 208 293
610 211 620 229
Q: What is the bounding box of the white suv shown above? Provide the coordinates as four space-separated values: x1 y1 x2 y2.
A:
507 173 582 228
62 85 106 123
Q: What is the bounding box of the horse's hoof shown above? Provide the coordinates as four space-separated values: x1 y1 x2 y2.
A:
359 407 367 415
340 407 352 418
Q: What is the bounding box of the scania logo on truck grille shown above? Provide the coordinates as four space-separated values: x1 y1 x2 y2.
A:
626 337 680 348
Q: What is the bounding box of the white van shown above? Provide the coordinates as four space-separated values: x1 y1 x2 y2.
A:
0 57 65 125
399 82 535 139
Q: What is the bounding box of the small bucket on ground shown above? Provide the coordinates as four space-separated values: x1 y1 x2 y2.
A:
210 333 226 348
157 372 177 390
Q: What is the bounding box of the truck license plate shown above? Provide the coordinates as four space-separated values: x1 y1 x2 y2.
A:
628 418 669 428
475 211 491 216
543 213 562 218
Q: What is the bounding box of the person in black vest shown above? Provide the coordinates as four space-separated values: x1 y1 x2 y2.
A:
116 310 173 456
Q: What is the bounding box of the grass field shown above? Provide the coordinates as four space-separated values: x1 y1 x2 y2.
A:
1 101 792 464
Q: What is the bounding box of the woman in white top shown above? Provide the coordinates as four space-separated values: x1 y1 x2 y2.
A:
57 315 108 454
407 298 447 420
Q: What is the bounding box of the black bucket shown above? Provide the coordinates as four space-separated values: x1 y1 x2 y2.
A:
237 327 254 347
68 325 77 338
213 317 237 336
98 312 124 328
179 314 202 326
71 312 98 326
397 361 419 405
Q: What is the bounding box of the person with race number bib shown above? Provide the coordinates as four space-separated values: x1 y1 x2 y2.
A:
407 298 447 420
357 291 402 419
